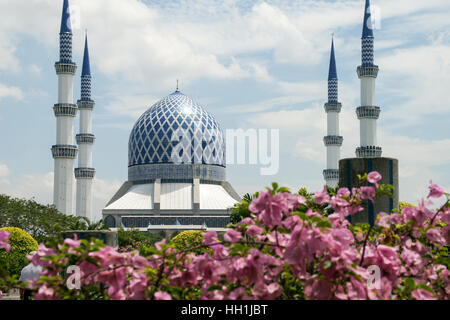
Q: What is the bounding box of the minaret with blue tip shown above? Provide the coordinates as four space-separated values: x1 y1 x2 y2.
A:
356 0 382 158
52 0 78 216
323 37 343 188
75 33 96 221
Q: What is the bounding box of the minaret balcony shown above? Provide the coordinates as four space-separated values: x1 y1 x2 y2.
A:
75 168 96 179
51 145 78 159
77 100 95 110
356 106 380 119
324 102 342 113
323 169 339 181
323 135 343 147
55 62 77 75
357 65 379 78
53 104 77 117
356 146 382 158
76 134 95 144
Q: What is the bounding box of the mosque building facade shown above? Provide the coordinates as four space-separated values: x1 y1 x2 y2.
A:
52 0 240 231
51 0 398 229
102 91 241 230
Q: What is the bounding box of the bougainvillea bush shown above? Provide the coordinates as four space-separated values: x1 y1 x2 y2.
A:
0 172 448 300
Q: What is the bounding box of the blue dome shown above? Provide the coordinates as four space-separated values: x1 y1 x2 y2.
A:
128 91 225 167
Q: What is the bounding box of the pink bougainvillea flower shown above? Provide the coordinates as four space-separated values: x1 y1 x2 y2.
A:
246 225 263 237
34 285 57 300
367 171 382 187
315 186 330 205
411 289 436 300
154 291 172 300
239 217 255 226
248 190 272 213
305 278 331 300
337 188 351 198
376 245 400 275
203 231 218 246
427 180 445 199
443 225 450 244
63 237 81 248
154 239 166 250
426 228 446 246
0 231 10 252
224 229 242 243
360 186 376 201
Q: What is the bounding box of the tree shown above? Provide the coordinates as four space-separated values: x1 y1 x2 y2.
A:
0 194 104 244
170 230 205 254
0 227 38 277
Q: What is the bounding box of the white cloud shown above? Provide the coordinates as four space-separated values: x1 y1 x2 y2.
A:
380 44 450 123
0 163 9 177
92 177 123 222
30 64 42 76
0 83 24 101
104 93 158 120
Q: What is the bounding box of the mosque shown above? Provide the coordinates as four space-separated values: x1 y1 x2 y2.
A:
52 0 240 232
51 0 398 229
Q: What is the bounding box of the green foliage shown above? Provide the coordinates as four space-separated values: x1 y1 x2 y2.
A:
0 227 38 277
170 230 205 253
0 194 106 245
230 192 256 224
117 228 164 251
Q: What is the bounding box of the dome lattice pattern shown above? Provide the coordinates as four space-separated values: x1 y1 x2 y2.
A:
129 92 225 167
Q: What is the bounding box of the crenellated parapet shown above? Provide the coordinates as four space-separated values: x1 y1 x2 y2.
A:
55 62 77 75
356 146 382 158
323 169 339 181
324 102 342 113
52 145 78 159
76 134 95 144
356 106 380 119
75 168 96 179
357 65 378 78
53 103 77 117
323 135 343 147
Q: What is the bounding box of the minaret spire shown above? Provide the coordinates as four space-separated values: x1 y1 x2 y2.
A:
328 36 337 81
82 32 91 77
323 37 343 188
60 0 72 34
362 0 374 39
52 0 78 215
356 0 381 158
76 32 96 221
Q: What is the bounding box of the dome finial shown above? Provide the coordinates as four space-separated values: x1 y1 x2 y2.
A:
176 79 180 92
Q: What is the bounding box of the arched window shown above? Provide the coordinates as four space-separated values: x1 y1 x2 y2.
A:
104 215 116 228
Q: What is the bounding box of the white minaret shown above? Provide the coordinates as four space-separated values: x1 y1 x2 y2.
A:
52 0 78 215
323 37 343 188
356 0 382 158
75 33 96 221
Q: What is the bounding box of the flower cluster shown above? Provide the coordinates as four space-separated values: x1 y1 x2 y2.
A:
2 172 449 300
0 231 10 252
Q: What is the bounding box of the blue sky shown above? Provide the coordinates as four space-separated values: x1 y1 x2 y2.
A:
0 0 449 220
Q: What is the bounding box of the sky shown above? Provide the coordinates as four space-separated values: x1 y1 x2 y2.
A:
0 0 449 221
